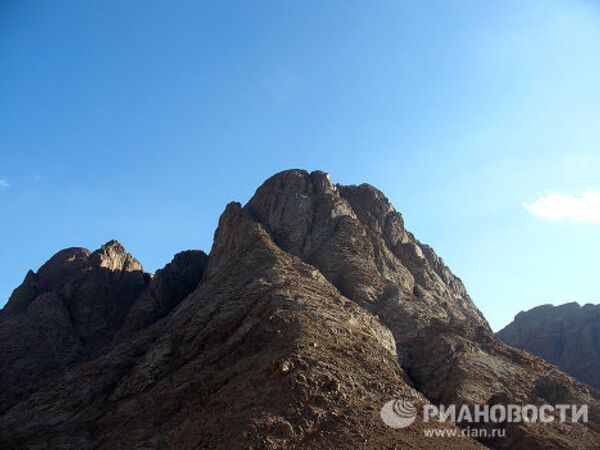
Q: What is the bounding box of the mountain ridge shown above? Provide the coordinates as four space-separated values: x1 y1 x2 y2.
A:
1 169 598 449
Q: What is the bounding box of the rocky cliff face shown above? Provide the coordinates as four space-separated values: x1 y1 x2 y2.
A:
0 170 598 449
497 302 600 390
0 241 147 411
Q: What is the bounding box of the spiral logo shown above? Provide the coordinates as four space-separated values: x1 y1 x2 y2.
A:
380 398 417 429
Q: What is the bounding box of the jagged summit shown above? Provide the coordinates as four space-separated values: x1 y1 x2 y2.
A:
1 170 598 449
246 169 488 338
91 239 144 272
0 240 206 419
2 240 141 317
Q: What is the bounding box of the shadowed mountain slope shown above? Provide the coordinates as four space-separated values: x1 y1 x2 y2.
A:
498 302 600 390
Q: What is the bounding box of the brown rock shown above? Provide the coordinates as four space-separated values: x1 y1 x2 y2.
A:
0 170 597 450
498 302 600 390
120 249 208 333
0 241 147 412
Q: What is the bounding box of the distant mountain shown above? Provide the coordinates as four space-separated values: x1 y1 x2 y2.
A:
497 302 600 390
1 170 598 449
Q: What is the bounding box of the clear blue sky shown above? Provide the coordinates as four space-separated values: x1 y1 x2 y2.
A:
1 0 599 331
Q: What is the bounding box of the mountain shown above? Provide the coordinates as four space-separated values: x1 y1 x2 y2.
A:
497 302 600 390
1 170 598 449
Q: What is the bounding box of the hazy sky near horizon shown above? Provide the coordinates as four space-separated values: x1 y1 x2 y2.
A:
1 0 599 330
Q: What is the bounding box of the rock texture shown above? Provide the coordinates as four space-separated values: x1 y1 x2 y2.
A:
0 241 148 412
0 170 598 449
120 250 208 334
497 302 600 390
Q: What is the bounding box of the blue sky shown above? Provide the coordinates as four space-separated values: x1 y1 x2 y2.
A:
1 0 599 330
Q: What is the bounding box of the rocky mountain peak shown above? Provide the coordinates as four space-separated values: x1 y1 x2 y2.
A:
91 239 143 272
1 170 598 450
245 170 487 336
2 247 91 316
0 241 149 410
2 241 144 318
247 170 359 263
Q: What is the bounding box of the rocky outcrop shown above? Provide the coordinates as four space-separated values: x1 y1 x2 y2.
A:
497 302 600 390
0 202 478 450
0 170 598 449
0 241 207 417
0 241 147 412
247 171 599 449
120 250 208 333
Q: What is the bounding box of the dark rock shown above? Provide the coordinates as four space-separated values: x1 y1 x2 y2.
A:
120 249 208 333
0 241 147 412
497 302 600 390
